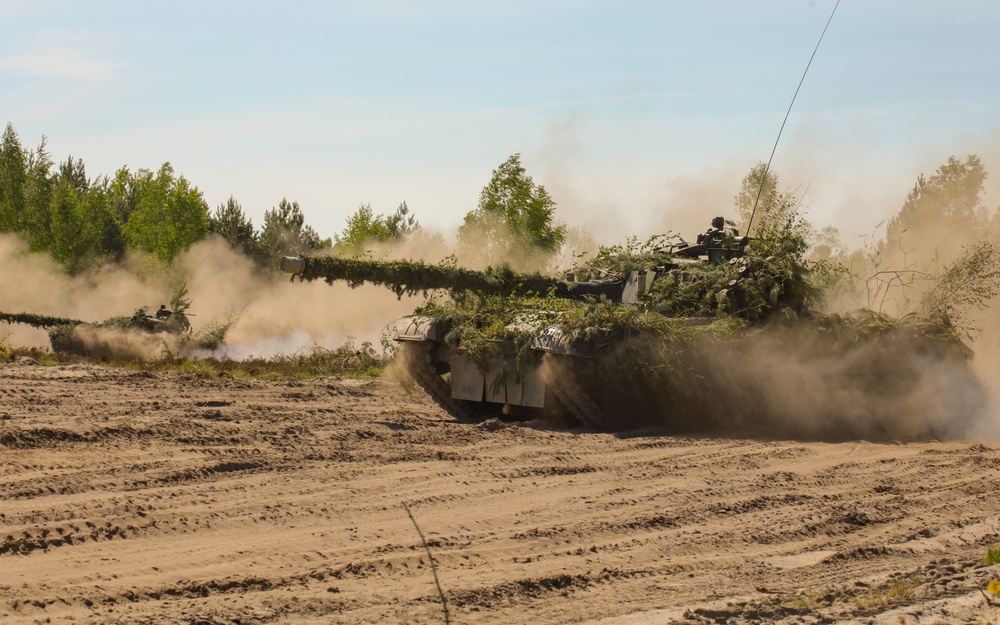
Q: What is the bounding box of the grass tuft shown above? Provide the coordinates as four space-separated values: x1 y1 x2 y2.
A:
851 576 923 612
985 546 1000 567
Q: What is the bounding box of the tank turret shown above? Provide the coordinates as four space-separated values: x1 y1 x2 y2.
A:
280 216 750 306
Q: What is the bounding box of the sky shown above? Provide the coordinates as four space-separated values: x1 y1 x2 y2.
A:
2 0 1000 246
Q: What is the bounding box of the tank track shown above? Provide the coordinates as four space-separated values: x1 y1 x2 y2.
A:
542 354 610 430
399 341 494 422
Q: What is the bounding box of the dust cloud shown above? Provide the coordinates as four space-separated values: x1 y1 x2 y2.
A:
65 326 197 361
686 327 991 442
571 322 994 442
169 238 430 359
0 234 423 359
532 116 1000 441
0 236 162 349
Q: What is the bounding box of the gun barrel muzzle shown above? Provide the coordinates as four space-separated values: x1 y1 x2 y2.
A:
280 257 307 275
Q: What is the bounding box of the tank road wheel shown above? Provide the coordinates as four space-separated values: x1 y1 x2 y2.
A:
399 341 498 422
541 353 611 430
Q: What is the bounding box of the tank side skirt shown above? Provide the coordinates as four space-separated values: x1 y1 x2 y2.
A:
542 354 609 430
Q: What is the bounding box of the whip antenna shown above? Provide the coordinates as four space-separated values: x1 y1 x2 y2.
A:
745 0 841 236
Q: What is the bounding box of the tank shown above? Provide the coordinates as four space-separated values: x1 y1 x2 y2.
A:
281 216 979 435
0 305 207 356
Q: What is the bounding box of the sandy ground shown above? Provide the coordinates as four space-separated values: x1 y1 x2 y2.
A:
1 358 999 625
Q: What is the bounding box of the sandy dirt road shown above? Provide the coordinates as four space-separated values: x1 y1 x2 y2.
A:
1 359 999 624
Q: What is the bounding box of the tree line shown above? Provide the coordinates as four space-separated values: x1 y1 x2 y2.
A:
0 123 566 275
0 123 334 274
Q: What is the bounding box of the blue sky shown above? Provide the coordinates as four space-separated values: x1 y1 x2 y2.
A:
2 1 999 244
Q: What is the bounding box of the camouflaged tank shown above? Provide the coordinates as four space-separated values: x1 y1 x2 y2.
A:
0 305 194 356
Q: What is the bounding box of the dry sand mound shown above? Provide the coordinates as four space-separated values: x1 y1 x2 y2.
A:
1 360 999 624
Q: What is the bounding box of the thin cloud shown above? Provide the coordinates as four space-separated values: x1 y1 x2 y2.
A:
0 35 126 81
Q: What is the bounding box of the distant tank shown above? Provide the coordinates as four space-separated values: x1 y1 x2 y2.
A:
0 304 201 356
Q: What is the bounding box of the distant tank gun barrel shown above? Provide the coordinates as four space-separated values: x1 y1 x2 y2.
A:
0 311 84 330
280 256 625 300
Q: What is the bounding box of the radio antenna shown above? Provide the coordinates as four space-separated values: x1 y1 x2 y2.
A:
745 0 841 236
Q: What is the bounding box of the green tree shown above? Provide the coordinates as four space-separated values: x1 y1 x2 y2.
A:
122 163 210 262
457 154 565 269
77 172 131 264
107 166 141 230
0 124 56 251
45 156 99 272
384 201 418 239
47 181 85 271
75 183 122 267
260 198 329 263
22 139 56 253
0 123 28 233
210 196 265 264
333 201 419 256
58 155 88 195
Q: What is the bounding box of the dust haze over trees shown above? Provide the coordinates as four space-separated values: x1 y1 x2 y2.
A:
735 162 782 232
333 202 419 256
2 120 999 334
259 198 330 263
710 154 1000 340
733 162 849 262
882 155 989 260
809 153 1000 333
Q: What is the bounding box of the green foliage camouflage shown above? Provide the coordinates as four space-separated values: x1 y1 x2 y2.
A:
290 256 565 298
44 307 192 354
413 294 570 379
355 198 972 398
0 311 83 330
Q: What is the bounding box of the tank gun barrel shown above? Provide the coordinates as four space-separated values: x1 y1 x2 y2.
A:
0 311 84 330
280 256 626 300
